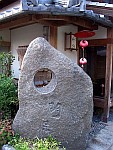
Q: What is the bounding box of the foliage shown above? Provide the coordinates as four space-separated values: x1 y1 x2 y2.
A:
0 52 18 118
0 119 14 148
0 75 18 118
0 119 20 149
0 52 65 150
0 52 15 76
0 119 66 150
10 135 66 150
0 120 65 150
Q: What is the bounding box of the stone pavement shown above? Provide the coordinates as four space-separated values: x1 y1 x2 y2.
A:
87 121 113 150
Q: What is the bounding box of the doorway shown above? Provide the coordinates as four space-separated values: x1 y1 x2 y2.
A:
80 46 106 98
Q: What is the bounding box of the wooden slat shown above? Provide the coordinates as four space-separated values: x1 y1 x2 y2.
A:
58 15 98 30
102 43 113 122
0 41 11 47
76 38 79 64
93 97 113 108
78 38 113 47
50 26 57 49
87 38 113 46
86 5 113 17
0 14 98 31
37 20 69 27
0 15 34 30
101 28 113 122
93 97 105 108
40 15 98 30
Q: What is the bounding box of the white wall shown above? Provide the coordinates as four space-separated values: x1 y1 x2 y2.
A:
11 24 78 78
57 25 78 63
85 26 107 40
0 30 10 41
93 26 107 39
0 23 108 78
11 23 43 78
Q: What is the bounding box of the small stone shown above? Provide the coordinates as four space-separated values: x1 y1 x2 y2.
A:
2 145 15 150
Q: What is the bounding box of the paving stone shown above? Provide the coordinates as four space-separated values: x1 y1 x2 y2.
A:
87 122 113 150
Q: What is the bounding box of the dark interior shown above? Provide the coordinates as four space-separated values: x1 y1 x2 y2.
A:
80 46 107 97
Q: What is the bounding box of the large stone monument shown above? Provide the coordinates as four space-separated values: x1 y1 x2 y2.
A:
13 37 93 150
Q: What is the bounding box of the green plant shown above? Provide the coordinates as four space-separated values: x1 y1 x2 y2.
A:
33 136 60 150
12 138 29 150
10 135 66 150
0 119 20 149
0 122 66 150
0 75 18 118
0 119 14 148
0 52 15 76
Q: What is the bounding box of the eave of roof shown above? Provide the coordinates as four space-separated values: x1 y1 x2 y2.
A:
0 0 16 9
0 1 113 28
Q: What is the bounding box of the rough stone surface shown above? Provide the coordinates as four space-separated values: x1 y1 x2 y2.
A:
13 37 93 150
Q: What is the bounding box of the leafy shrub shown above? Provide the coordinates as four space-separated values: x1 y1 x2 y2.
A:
0 75 18 118
0 119 14 148
0 52 18 119
0 119 66 150
0 126 66 150
0 52 15 76
10 136 66 150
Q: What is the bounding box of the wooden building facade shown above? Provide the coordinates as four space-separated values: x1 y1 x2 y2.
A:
0 0 113 122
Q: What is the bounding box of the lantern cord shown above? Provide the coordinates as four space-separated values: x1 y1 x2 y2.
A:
82 48 84 58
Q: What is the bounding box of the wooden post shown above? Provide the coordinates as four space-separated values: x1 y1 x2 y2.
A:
50 26 57 49
76 37 79 64
102 28 113 122
102 44 113 122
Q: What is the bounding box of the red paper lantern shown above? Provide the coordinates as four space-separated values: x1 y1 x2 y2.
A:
79 58 87 65
75 30 94 68
79 40 88 48
79 58 87 68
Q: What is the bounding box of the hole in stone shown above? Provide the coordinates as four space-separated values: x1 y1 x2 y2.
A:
34 68 52 88
34 68 57 94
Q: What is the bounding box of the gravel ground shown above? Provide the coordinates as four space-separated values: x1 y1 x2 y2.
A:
89 107 113 141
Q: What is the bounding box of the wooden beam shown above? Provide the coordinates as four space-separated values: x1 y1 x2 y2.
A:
0 14 98 30
32 14 98 30
93 97 105 108
78 38 113 47
102 28 113 122
65 16 98 30
102 43 113 122
87 5 113 17
107 27 113 39
49 26 57 49
37 20 69 27
0 41 11 47
86 38 113 46
77 26 83 65
0 15 34 30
